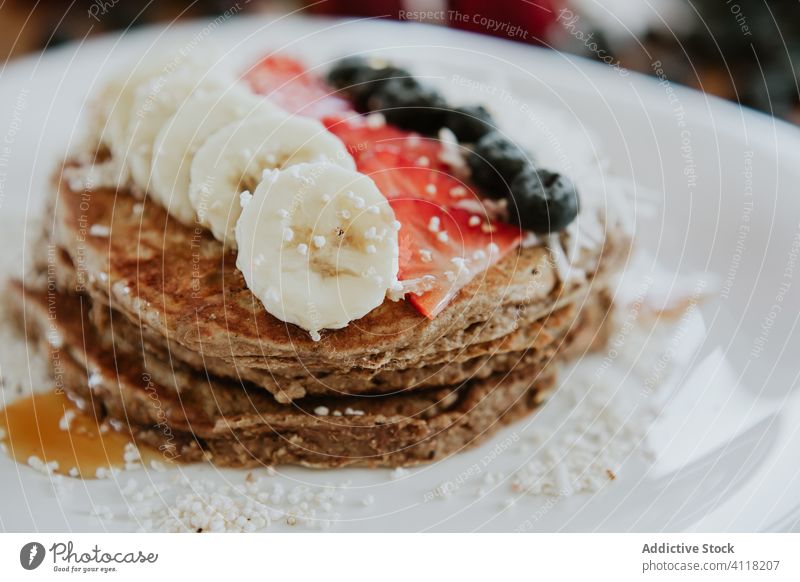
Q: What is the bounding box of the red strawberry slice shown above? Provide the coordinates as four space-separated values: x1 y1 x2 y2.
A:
323 117 475 208
358 144 478 207
322 115 440 162
243 54 352 118
391 198 522 318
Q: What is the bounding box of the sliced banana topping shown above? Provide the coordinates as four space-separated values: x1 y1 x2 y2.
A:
92 55 173 158
91 49 229 181
125 64 231 194
235 163 399 339
150 85 282 224
189 114 355 247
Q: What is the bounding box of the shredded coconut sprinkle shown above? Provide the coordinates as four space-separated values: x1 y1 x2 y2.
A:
239 190 253 208
89 224 110 238
120 473 350 532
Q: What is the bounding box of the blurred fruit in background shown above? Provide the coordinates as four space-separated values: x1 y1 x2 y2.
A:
307 0 560 43
1 0 798 123
566 0 800 123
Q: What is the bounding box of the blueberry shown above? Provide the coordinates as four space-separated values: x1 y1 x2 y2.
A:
366 77 448 134
467 132 530 198
508 168 580 234
445 105 495 142
350 66 414 111
327 57 412 111
326 56 373 89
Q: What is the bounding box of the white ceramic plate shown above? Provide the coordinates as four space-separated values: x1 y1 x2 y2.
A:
1 15 799 533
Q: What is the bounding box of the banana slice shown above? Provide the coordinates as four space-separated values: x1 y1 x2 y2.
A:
189 114 355 247
88 57 180 187
91 56 172 156
235 163 399 339
150 85 281 224
125 64 232 194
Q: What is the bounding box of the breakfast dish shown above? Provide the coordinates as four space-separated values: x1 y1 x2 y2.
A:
9 49 631 468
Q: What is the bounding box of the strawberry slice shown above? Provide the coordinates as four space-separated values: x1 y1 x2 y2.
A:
391 198 522 318
323 117 474 208
243 54 352 118
322 115 440 162
358 144 478 207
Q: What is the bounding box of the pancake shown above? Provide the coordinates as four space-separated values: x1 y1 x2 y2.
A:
88 287 609 401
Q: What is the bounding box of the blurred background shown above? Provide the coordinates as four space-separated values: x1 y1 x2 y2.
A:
2 0 798 123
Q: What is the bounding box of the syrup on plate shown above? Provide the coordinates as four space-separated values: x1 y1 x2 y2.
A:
0 389 163 478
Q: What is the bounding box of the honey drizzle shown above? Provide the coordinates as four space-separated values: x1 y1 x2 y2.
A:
0 390 163 478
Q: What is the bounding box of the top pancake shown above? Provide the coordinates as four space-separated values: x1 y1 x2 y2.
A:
50 159 625 370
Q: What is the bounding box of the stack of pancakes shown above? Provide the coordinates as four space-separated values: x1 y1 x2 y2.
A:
8 160 629 468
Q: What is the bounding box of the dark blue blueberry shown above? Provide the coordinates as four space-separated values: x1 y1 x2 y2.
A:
327 57 412 112
467 131 530 198
445 105 495 142
326 56 373 89
508 168 580 234
367 77 448 134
